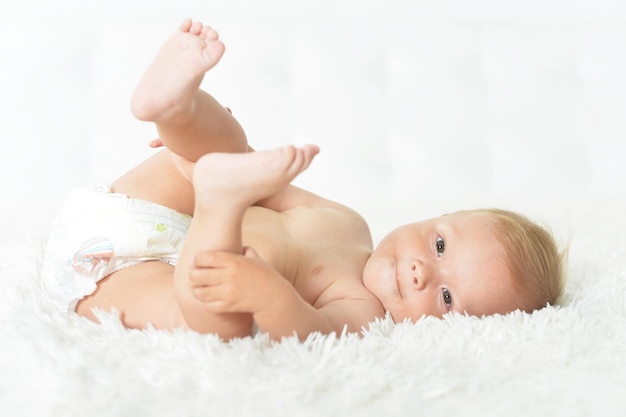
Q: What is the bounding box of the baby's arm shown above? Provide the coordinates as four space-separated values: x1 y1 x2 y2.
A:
256 184 365 223
190 248 383 340
255 290 382 340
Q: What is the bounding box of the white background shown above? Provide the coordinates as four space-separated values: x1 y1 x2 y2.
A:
2 0 625 242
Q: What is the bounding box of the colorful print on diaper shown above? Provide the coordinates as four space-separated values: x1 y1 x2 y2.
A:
72 237 114 275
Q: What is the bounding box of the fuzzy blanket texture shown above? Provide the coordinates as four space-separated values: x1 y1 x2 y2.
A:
1 198 625 417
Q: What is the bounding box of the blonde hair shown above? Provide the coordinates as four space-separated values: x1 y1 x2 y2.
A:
468 208 566 313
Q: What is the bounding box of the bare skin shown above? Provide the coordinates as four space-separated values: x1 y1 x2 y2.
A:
76 19 523 340
76 19 385 340
130 18 248 161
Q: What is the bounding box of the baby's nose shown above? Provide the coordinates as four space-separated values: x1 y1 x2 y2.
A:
410 260 429 290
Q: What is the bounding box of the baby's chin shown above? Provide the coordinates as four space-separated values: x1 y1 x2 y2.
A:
382 302 411 324
388 309 413 324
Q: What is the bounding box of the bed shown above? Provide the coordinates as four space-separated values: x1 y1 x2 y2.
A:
1 1 625 416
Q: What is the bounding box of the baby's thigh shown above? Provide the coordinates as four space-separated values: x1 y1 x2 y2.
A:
76 261 187 330
111 150 195 215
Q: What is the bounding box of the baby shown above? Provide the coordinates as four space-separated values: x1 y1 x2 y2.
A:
42 19 564 341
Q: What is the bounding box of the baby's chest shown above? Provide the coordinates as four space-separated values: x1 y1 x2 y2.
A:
293 248 369 305
241 207 370 304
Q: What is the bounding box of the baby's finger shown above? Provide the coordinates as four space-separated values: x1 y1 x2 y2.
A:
189 268 224 285
201 299 234 314
191 284 221 303
193 250 238 268
192 286 239 313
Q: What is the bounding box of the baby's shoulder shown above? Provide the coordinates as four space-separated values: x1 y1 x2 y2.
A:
284 203 371 245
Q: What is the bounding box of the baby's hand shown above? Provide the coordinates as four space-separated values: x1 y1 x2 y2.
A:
189 247 291 314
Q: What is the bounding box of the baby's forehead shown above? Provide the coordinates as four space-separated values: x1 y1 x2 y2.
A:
444 213 511 269
437 210 500 232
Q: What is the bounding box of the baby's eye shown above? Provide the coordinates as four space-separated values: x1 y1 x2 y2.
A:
435 236 445 257
442 288 452 308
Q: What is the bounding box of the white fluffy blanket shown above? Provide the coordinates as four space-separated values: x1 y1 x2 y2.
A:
1 198 625 417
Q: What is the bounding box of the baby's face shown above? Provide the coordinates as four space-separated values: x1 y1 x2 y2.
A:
363 211 519 322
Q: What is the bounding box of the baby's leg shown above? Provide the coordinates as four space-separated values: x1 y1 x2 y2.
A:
131 18 248 162
175 145 318 335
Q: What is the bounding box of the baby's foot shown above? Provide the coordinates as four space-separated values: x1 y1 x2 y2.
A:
131 18 225 122
193 145 320 211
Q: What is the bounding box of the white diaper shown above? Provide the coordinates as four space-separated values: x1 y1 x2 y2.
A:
41 185 191 314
